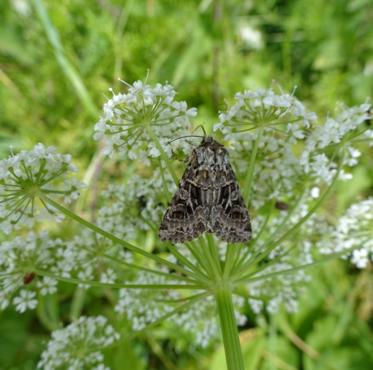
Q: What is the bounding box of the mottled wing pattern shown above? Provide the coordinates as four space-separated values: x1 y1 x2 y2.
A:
159 166 207 243
159 137 251 244
210 171 252 243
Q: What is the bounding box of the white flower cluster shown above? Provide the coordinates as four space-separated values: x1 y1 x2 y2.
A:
115 272 177 330
215 87 316 136
0 231 59 312
0 143 85 234
214 89 317 207
53 230 123 285
176 295 219 348
319 198 373 268
244 189 373 314
0 229 129 312
97 169 176 241
248 256 311 314
94 81 197 162
38 316 120 370
301 103 372 182
215 88 371 208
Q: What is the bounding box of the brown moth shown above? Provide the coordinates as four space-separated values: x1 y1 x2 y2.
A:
159 136 251 244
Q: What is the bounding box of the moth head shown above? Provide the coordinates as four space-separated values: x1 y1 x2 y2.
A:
201 136 224 147
202 136 214 144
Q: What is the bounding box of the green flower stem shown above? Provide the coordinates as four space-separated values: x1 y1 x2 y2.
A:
227 118 301 132
188 238 215 280
215 287 245 370
251 202 274 245
70 286 86 321
42 196 194 278
264 191 305 246
155 293 209 304
233 247 362 285
243 127 263 204
34 269 203 290
158 158 173 198
206 234 222 274
166 243 211 284
232 194 302 277
259 166 340 260
185 240 213 277
200 236 221 280
232 201 275 273
223 244 239 278
145 126 179 185
77 241 195 284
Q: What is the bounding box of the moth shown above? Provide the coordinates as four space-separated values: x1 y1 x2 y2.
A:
159 136 251 244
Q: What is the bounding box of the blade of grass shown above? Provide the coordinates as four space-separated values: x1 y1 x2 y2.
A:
31 0 98 117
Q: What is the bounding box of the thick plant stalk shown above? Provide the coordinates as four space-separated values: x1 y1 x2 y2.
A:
215 287 245 370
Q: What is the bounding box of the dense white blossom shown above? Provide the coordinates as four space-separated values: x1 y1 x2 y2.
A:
97 169 176 241
0 229 124 312
0 232 59 311
214 88 317 207
115 272 178 330
0 144 85 234
38 316 120 370
301 102 372 182
215 89 371 208
319 198 373 268
52 230 129 286
94 81 197 162
215 88 317 134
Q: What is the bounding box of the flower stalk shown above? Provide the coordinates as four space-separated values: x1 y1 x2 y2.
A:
41 195 194 278
215 286 245 370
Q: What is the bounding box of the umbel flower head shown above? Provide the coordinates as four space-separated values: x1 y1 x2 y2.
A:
319 198 373 268
215 88 372 208
0 143 85 234
97 168 176 241
0 232 60 312
215 87 317 135
94 80 197 162
37 316 120 370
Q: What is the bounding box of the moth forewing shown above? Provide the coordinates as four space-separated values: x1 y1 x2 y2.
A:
159 136 251 244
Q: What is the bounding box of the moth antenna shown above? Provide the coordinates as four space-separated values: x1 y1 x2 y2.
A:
168 125 207 144
190 124 207 138
168 135 204 144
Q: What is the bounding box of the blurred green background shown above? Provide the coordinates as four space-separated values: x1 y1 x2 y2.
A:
0 0 372 369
